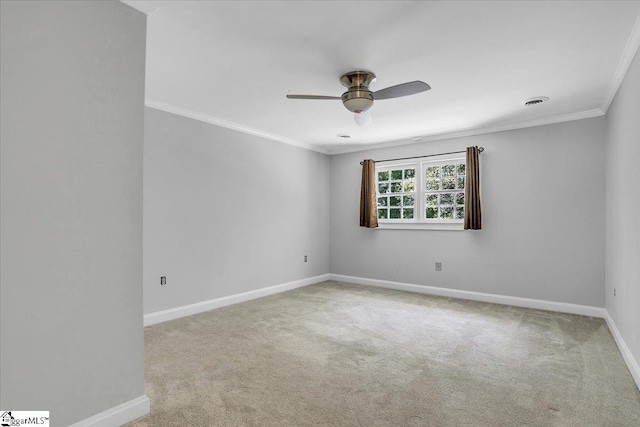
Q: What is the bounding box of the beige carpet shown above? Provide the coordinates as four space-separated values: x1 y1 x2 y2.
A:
127 281 640 426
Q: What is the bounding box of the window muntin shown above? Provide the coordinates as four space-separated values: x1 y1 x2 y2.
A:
423 161 466 221
376 166 416 220
375 156 465 224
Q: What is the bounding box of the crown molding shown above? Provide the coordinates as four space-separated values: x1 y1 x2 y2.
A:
139 8 639 157
326 109 605 155
119 1 161 15
145 99 331 155
601 11 640 113
146 98 603 157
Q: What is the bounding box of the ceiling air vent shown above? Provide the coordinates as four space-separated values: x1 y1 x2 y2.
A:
524 96 549 106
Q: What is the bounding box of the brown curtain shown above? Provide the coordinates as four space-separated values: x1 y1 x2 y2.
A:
360 159 379 228
464 146 482 230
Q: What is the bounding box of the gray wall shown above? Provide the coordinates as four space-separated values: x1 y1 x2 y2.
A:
330 117 606 307
606 48 640 366
0 1 146 425
143 108 330 314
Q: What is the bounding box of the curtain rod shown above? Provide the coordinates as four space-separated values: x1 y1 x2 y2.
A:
359 147 484 165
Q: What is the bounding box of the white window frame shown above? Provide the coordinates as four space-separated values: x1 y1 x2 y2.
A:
375 153 466 231
374 161 418 224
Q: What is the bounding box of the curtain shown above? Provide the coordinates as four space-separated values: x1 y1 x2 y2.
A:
360 159 379 228
464 146 482 230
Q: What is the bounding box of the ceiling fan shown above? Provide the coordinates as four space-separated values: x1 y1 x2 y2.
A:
286 70 431 126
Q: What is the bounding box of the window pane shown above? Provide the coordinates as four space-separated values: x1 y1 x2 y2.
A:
442 164 455 177
390 208 401 219
440 207 454 219
457 176 465 189
378 209 388 219
377 197 388 207
440 193 454 205
378 171 389 181
442 178 455 189
402 208 414 219
403 195 415 206
425 179 440 190
425 194 438 206
390 182 403 193
456 206 464 219
426 207 438 219
403 178 415 192
457 164 466 175
455 193 464 205
404 169 415 179
389 196 401 206
378 183 389 193
391 170 403 180
426 166 440 178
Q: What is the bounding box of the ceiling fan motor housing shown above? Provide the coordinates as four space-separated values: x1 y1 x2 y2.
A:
342 90 374 113
340 70 376 113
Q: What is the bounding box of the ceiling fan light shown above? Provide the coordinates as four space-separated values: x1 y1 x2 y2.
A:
354 111 372 126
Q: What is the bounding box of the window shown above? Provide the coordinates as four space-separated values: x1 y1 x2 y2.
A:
376 167 416 220
376 155 466 228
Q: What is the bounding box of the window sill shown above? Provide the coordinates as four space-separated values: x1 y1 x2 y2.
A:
376 222 464 231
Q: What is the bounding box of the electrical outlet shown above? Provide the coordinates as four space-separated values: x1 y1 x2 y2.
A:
304 255 308 263
160 276 166 285
435 262 442 271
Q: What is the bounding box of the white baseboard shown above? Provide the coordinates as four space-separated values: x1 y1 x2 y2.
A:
329 274 640 391
144 274 331 326
68 395 150 427
141 272 639 393
328 274 606 318
604 312 640 391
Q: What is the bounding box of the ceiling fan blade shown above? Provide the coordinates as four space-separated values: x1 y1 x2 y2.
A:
286 94 341 100
373 81 431 100
354 111 372 127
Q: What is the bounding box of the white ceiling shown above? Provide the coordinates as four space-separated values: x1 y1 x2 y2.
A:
122 1 640 154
